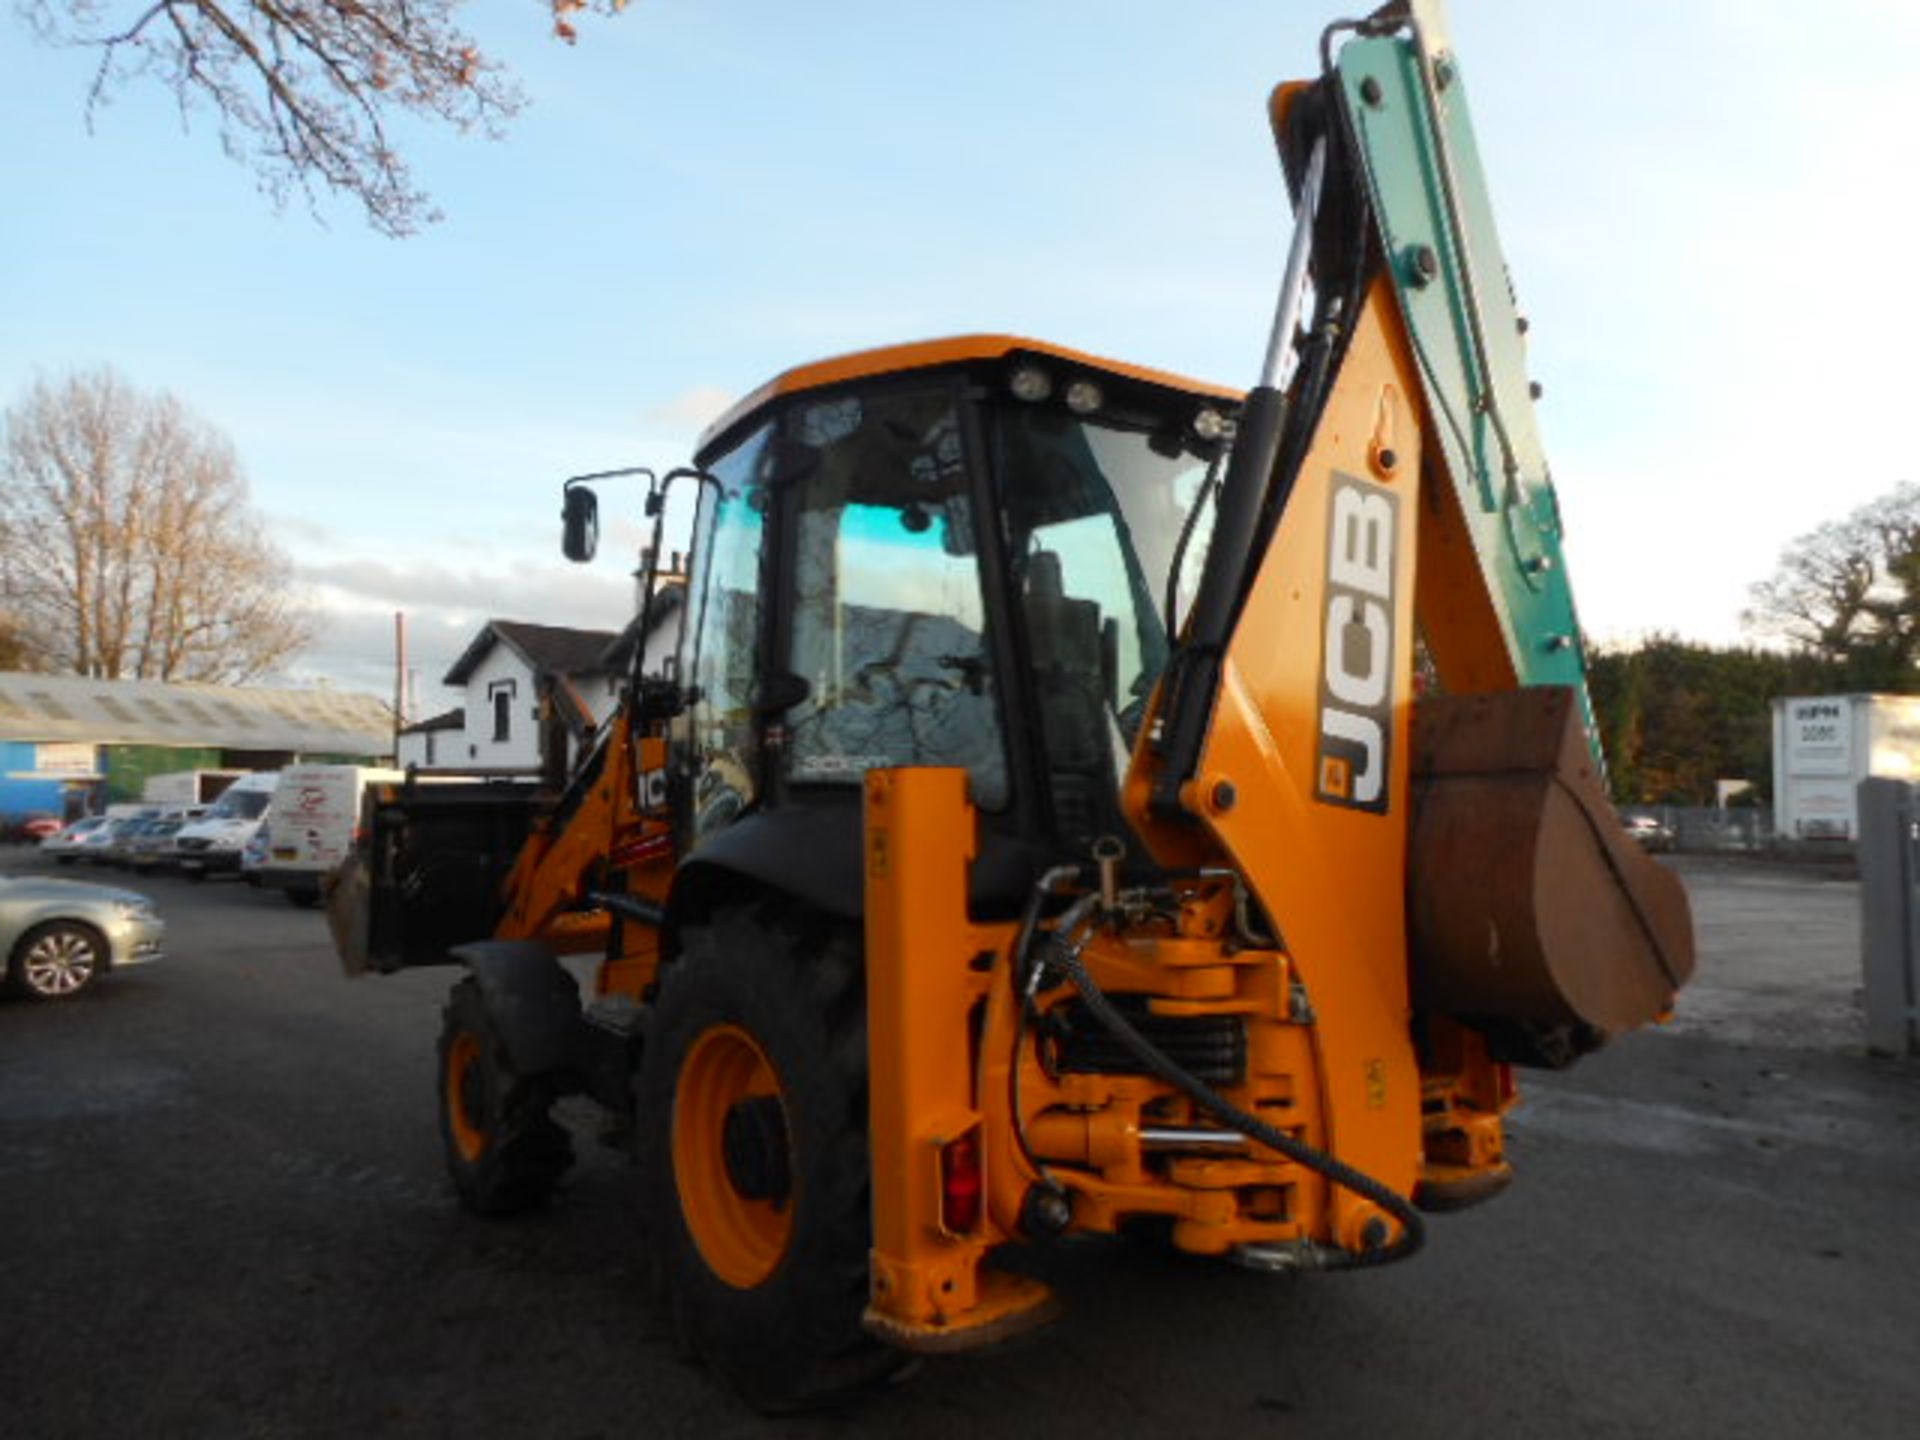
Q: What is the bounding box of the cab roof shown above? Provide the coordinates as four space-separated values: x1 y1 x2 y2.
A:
696 334 1242 458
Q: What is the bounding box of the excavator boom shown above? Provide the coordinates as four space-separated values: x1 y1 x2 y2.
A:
1338 2 1595 715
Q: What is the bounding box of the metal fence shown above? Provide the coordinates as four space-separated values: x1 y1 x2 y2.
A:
1616 805 1869 865
1619 805 1774 854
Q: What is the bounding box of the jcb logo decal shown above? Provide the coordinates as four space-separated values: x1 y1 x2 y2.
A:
637 767 669 815
1316 473 1398 814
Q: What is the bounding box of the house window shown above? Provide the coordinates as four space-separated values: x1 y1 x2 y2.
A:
425 733 436 765
488 680 517 742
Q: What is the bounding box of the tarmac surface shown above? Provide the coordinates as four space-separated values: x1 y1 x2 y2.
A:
2 848 1916 1438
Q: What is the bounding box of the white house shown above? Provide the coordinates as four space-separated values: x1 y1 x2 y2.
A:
395 706 465 770
398 585 683 774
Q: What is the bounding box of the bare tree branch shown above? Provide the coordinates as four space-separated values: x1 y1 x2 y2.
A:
17 2 631 236
1746 482 1920 681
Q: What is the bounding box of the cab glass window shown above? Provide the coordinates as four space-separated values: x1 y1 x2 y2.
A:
992 401 1219 841
784 389 1008 809
684 423 773 841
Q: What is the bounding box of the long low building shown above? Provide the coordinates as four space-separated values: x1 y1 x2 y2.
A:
0 670 393 823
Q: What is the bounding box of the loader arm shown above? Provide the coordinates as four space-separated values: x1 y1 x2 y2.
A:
493 714 629 943
492 705 678 987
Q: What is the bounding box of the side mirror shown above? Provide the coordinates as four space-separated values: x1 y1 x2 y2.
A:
561 485 599 563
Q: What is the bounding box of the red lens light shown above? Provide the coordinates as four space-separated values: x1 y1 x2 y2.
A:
940 1131 983 1234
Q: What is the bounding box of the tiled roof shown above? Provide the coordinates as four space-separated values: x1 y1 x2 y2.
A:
443 620 619 686
398 706 465 736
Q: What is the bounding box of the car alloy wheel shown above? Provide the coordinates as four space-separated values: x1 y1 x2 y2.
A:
15 923 103 1000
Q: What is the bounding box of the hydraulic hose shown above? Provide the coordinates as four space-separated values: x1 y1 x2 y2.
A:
1044 920 1425 1269
1002 867 1087 1195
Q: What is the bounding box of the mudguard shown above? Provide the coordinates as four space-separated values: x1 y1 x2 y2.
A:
675 796 1055 926
448 939 585 1077
680 801 866 921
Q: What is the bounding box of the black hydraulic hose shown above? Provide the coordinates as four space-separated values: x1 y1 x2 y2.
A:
1011 865 1083 984
1002 869 1087 1198
1147 383 1292 819
1045 925 1424 1269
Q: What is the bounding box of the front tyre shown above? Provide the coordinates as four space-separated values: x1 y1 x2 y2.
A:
637 901 899 1411
437 977 573 1215
9 921 105 1000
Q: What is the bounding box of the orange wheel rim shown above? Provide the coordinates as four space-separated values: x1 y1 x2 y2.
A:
673 1023 793 1288
446 1032 487 1163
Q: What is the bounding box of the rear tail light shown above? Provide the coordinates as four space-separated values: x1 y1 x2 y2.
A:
939 1129 984 1235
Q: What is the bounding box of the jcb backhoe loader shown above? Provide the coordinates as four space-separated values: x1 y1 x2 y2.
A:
331 0 1692 1409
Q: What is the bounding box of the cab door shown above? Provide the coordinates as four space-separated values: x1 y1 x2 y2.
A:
677 422 775 845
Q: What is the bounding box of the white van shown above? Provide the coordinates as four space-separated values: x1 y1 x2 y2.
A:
258 765 403 906
142 769 245 807
171 771 278 879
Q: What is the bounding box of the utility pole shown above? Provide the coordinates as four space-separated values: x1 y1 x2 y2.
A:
393 611 408 755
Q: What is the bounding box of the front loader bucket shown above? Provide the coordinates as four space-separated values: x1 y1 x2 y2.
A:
1408 688 1694 1063
325 851 375 978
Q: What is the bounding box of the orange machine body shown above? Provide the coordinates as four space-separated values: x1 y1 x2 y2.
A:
845 281 1515 1344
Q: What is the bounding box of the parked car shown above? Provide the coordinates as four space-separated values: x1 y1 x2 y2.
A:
13 815 63 843
98 814 169 867
126 817 189 872
76 817 142 865
42 816 110 864
1 873 164 1000
1624 814 1676 852
99 817 153 867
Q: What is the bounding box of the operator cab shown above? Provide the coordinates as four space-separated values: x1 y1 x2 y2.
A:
641 336 1239 912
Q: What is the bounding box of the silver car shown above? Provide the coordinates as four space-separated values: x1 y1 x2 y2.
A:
1 874 165 1001
40 816 110 865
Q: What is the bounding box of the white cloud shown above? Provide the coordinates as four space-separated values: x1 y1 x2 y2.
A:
283 550 638 704
643 385 736 431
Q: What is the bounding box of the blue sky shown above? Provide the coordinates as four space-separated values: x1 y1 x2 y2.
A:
5 1 1917 708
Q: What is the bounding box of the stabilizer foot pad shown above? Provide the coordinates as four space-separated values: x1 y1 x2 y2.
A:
1414 1161 1514 1213
863 1271 1060 1355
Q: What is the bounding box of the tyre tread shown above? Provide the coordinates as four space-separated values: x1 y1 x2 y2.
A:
437 977 574 1216
638 897 901 1410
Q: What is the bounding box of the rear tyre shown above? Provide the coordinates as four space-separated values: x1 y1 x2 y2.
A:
9 921 105 1001
637 901 899 1411
437 977 574 1215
